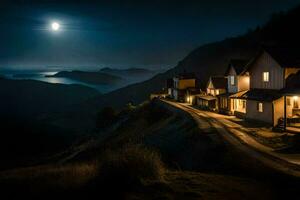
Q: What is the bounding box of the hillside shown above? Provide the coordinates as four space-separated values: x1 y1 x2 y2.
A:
1 100 298 199
100 67 154 76
0 78 101 170
83 5 300 110
46 70 123 85
0 78 100 117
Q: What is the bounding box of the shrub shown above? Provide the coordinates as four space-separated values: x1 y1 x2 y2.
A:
96 145 165 190
144 101 171 124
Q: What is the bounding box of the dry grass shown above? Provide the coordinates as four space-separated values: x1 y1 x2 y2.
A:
96 145 165 188
0 162 98 191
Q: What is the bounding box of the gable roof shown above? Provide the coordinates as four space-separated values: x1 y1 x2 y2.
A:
207 76 227 89
224 59 249 76
243 46 300 74
175 72 196 80
285 70 300 88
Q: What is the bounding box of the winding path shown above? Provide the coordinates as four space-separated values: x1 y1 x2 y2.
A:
162 99 300 177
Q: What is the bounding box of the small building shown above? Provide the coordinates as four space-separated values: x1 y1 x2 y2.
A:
223 59 250 115
186 87 202 104
172 73 197 102
197 76 227 111
206 76 227 96
242 46 300 128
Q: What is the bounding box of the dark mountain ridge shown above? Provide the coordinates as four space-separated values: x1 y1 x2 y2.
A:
100 67 154 76
83 5 300 110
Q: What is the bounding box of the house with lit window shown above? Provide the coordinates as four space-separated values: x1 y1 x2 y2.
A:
196 76 227 110
172 72 197 102
241 46 300 130
219 59 250 115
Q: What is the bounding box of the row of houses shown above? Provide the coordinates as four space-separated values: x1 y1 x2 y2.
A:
165 46 300 131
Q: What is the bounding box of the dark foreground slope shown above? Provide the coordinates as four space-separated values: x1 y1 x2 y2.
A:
1 100 299 199
83 5 300 110
0 78 100 170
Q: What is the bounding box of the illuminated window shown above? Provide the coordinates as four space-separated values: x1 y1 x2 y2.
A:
294 96 299 108
242 100 246 109
216 89 219 95
263 72 269 82
257 102 263 112
230 76 235 85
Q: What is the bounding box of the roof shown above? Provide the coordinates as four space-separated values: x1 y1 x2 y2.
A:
281 71 300 95
196 95 217 101
175 72 196 80
242 46 300 75
224 59 249 76
286 71 300 88
229 90 248 99
243 89 282 102
264 46 300 68
208 76 227 89
280 88 300 95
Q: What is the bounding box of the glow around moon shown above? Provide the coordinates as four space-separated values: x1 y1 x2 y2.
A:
51 22 60 31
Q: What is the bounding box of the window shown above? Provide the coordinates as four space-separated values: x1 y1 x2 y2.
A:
263 72 269 82
293 96 299 109
230 76 235 86
257 102 263 112
215 89 219 95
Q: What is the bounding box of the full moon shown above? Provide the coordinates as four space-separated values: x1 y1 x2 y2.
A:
51 22 60 31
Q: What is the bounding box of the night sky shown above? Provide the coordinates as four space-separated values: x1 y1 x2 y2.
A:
0 0 299 71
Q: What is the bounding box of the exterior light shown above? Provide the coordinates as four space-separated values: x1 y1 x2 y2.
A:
293 96 298 101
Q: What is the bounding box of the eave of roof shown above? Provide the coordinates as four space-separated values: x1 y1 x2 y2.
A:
243 89 282 102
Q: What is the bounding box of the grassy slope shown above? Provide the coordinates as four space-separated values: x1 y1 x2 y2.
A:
2 100 297 199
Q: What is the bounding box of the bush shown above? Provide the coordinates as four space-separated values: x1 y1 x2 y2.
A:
96 145 165 190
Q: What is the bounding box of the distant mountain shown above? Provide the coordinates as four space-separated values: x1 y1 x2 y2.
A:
100 67 155 77
46 70 123 85
99 67 158 86
82 5 300 110
0 78 100 118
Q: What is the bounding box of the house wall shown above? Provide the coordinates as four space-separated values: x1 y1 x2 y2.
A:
238 75 250 91
233 99 246 113
250 51 285 90
273 97 284 126
286 96 300 117
245 100 273 124
207 89 226 96
173 89 179 100
227 66 238 93
227 65 250 93
178 79 196 90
